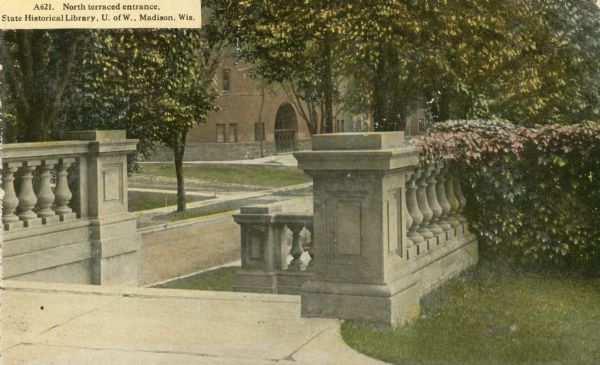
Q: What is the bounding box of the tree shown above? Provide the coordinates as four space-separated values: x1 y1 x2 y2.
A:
63 29 223 211
341 0 600 126
211 0 600 130
0 30 86 142
207 0 349 134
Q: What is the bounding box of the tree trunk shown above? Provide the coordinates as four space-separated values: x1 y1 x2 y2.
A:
4 30 82 142
372 54 386 131
173 133 187 212
322 34 334 133
439 92 450 122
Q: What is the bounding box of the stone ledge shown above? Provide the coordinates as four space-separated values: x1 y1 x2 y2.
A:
312 132 405 150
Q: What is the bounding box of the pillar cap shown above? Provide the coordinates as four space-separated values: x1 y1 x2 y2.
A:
312 132 404 151
294 132 418 171
61 130 126 142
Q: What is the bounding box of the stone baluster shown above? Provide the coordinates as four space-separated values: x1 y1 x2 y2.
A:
436 163 452 233
426 166 444 237
2 163 21 225
454 177 467 224
416 166 434 241
304 223 315 270
445 172 461 228
402 172 412 259
35 159 58 220
405 169 424 258
16 161 41 223
287 223 305 271
54 158 75 217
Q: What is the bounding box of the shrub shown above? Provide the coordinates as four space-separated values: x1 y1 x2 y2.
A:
412 120 600 274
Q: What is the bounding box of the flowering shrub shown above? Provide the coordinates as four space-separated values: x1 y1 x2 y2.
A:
412 120 600 273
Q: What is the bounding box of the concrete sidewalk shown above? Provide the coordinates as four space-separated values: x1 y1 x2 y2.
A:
144 153 299 167
1 281 387 365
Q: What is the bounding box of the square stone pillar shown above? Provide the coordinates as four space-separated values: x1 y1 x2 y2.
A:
233 205 288 293
63 130 141 286
294 132 421 326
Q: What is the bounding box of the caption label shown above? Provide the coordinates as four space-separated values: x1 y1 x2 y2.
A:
1 0 202 29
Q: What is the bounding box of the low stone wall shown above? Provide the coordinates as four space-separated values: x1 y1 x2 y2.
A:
2 131 141 286
148 139 312 161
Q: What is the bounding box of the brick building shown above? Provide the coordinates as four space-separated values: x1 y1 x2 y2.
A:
150 54 313 161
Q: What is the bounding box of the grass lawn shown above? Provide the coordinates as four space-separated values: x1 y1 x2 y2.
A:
161 208 237 222
128 191 209 212
154 267 237 291
139 165 308 188
341 265 600 365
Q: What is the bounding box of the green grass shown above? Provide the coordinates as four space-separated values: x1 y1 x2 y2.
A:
128 191 209 212
162 208 237 222
341 265 600 365
155 267 237 291
140 165 308 187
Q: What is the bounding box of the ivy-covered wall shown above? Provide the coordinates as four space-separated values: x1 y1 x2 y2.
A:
413 120 600 274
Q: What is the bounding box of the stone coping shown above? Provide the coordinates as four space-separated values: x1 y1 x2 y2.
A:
311 132 405 150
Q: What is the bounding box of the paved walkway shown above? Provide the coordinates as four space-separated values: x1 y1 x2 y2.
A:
135 187 311 286
139 212 241 286
144 153 299 167
1 281 387 365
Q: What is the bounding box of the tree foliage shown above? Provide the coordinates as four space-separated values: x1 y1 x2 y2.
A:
210 0 600 129
207 0 348 133
63 29 222 211
415 120 600 273
2 27 223 212
0 30 86 142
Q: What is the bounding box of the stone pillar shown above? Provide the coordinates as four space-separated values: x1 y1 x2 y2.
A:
62 130 141 286
233 205 288 293
295 132 421 326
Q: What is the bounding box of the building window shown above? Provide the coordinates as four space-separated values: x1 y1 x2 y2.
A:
228 123 238 142
254 122 265 141
336 119 345 132
222 69 231 92
216 123 226 143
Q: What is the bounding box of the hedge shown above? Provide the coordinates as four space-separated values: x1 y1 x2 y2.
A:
412 120 600 274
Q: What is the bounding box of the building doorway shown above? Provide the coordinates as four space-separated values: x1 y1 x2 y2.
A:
274 103 298 153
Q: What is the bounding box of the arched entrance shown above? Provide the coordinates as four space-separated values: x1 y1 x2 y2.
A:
274 103 298 153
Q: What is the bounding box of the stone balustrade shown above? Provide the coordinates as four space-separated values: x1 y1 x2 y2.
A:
233 198 314 294
1 130 141 286
236 132 478 327
3 148 84 231
404 162 470 259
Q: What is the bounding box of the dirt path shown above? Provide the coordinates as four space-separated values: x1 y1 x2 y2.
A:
139 214 240 286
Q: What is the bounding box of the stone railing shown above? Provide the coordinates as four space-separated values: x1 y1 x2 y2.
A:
233 198 314 294
235 132 478 327
403 162 470 261
1 130 141 286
